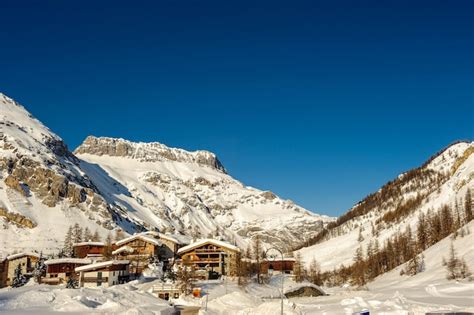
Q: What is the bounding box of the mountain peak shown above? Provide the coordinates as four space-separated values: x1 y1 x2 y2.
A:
74 136 226 172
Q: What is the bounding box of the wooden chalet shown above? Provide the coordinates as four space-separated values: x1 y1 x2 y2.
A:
73 241 105 259
177 239 240 279
113 234 162 275
75 260 130 288
2 253 40 287
43 258 92 285
142 231 188 259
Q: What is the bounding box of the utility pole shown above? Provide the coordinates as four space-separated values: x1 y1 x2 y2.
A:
265 247 284 315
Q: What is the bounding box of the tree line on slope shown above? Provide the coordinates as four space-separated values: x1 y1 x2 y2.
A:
323 192 472 287
293 143 471 251
60 224 125 259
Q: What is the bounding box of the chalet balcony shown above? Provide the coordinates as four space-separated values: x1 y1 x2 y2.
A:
195 248 225 253
82 277 109 283
185 257 221 263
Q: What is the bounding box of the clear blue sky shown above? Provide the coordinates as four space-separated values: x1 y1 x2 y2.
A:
0 1 472 216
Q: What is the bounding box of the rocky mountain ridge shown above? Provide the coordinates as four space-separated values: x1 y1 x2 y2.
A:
0 92 330 255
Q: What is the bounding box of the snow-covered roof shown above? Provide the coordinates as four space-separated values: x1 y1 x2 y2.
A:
143 231 188 245
265 257 296 262
283 282 325 295
112 246 134 255
177 239 240 255
75 260 130 272
115 234 161 246
7 252 40 261
45 258 92 265
73 242 104 247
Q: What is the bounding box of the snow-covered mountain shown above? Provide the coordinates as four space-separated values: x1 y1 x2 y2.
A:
74 136 331 250
0 92 330 256
298 141 473 271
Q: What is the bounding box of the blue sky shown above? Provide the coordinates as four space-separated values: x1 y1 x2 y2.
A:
0 1 472 216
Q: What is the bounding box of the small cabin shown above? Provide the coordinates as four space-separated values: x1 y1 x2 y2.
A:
177 239 240 279
73 242 105 259
76 260 130 288
43 258 92 285
261 257 295 274
151 283 182 300
3 253 40 286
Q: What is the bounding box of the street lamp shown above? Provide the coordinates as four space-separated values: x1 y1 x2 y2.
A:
264 247 284 315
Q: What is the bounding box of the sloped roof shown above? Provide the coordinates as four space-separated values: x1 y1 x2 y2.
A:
73 241 104 247
115 234 161 246
177 239 240 255
112 246 134 255
7 252 40 260
75 260 130 272
142 231 189 245
45 258 92 265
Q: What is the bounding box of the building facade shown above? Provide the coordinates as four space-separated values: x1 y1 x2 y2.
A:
113 235 161 275
177 239 240 279
75 260 130 288
73 242 105 259
3 253 39 286
261 258 295 274
43 258 92 285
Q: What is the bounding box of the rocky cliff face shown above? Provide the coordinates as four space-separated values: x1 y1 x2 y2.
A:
0 92 330 255
75 136 226 172
75 136 330 250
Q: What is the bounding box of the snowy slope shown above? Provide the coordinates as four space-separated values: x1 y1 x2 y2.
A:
75 136 331 250
0 93 119 256
0 92 330 256
298 141 474 271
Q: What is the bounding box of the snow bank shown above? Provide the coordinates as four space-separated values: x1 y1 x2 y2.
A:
0 282 171 314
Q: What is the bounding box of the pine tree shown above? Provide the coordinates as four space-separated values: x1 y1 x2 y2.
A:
351 245 366 287
33 252 46 283
446 242 471 280
293 252 305 282
176 266 194 294
308 257 322 285
91 230 101 242
63 226 74 257
465 189 472 223
440 205 453 237
12 264 27 288
83 227 93 242
252 235 262 284
236 253 248 286
103 233 113 259
66 277 78 289
357 228 364 242
72 223 83 244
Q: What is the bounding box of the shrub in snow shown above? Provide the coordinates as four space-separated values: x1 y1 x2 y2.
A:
12 264 27 288
445 242 472 280
66 277 78 289
33 252 46 283
402 254 425 276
